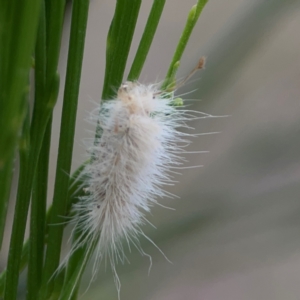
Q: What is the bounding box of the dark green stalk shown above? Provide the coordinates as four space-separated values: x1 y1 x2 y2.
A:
3 0 63 297
59 240 97 300
27 132 50 299
44 0 65 90
4 79 57 300
33 0 66 297
27 3 48 298
40 0 90 298
0 0 41 164
62 229 88 300
127 0 166 81
0 162 86 298
0 0 42 250
4 102 31 300
51 269 66 300
0 155 14 249
161 0 208 89
102 0 142 99
0 239 29 297
27 121 51 299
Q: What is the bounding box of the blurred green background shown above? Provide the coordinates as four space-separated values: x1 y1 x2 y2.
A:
2 0 300 299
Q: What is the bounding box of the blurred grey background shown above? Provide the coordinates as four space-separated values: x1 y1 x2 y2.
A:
2 0 300 299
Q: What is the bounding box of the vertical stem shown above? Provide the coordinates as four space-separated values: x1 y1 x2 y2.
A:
162 0 208 89
0 163 86 299
128 0 166 81
4 101 55 300
40 0 90 298
0 154 14 249
63 229 87 300
27 2 48 298
0 239 30 297
59 240 97 300
0 0 42 250
102 0 142 99
4 100 30 300
0 0 41 164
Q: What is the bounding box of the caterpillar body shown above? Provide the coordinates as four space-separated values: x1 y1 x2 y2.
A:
67 77 212 295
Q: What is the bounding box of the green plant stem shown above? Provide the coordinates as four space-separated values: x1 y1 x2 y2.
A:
59 240 97 300
161 0 208 89
27 121 51 299
0 0 42 251
51 269 66 300
27 2 48 298
44 0 65 92
62 229 87 300
39 0 90 298
4 102 31 300
27 142 49 298
0 162 86 298
102 0 142 99
36 3 66 294
4 89 56 300
127 0 166 81
164 61 180 92
0 0 41 165
0 154 14 250
3 0 64 295
0 239 29 296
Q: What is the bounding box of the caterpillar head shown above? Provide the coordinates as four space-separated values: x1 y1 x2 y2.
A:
118 81 157 116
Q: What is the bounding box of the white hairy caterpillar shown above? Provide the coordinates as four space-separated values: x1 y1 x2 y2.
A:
66 58 216 295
